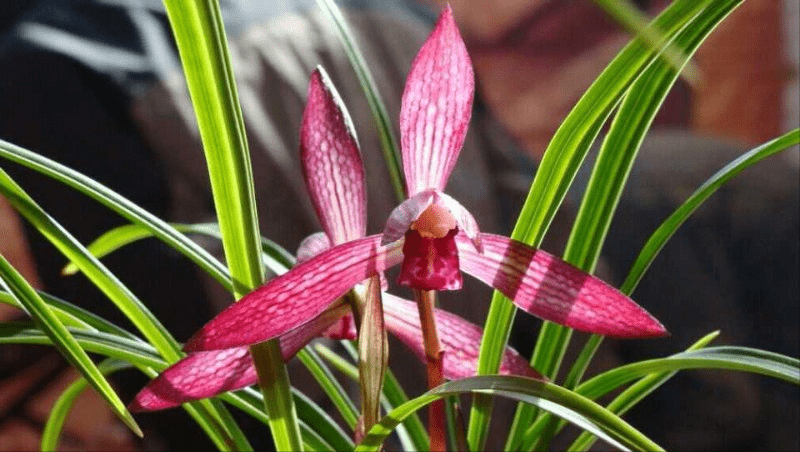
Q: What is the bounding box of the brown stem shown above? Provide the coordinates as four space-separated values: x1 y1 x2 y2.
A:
415 289 445 452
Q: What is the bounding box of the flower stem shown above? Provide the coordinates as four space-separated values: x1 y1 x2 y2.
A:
415 289 445 451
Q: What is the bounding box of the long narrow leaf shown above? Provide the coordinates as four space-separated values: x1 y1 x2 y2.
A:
1 322 344 450
525 331 719 450
507 2 742 448
318 342 428 451
0 257 141 436
470 0 713 446
160 0 299 446
0 168 248 449
622 128 800 292
315 0 405 201
296 347 359 429
62 222 293 280
358 376 663 452
0 139 231 291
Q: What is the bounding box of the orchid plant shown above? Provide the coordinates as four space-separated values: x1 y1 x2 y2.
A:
0 0 798 451
130 10 666 443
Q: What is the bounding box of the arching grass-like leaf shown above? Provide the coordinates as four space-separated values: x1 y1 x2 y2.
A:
506 3 743 448
357 376 663 452
0 168 249 450
315 0 405 201
0 257 141 437
622 128 799 292
61 222 294 281
471 1 733 447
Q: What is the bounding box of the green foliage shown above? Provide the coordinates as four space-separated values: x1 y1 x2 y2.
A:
0 0 796 451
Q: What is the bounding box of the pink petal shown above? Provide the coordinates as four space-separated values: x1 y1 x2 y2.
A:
381 190 481 248
296 231 332 264
130 347 257 411
457 233 668 338
184 235 403 351
131 302 353 411
301 67 366 244
383 294 542 380
381 189 435 244
398 229 462 291
400 5 474 195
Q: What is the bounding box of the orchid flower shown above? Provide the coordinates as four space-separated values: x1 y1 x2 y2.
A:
133 5 666 416
175 6 665 356
131 63 539 412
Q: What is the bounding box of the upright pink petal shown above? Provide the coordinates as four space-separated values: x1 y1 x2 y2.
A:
184 235 403 351
457 234 668 338
301 67 366 244
400 5 474 195
383 294 541 380
131 302 354 412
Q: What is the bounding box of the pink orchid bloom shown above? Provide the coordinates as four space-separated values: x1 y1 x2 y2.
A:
131 60 538 412
176 6 664 356
132 5 666 413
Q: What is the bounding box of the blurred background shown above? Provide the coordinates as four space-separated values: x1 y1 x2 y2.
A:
0 0 797 450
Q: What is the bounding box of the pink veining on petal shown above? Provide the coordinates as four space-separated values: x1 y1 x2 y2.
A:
132 304 352 412
383 294 542 380
301 67 366 244
398 228 462 291
131 302 354 412
184 235 403 352
457 233 668 338
400 5 474 195
130 347 256 412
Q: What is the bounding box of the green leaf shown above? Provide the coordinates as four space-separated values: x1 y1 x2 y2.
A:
622 128 800 293
1 321 344 451
0 138 232 292
358 376 664 452
506 2 743 448
0 168 249 450
296 347 359 430
160 0 299 446
591 0 699 84
61 222 293 281
524 331 719 451
319 341 429 451
0 256 141 437
315 0 405 201
470 0 720 447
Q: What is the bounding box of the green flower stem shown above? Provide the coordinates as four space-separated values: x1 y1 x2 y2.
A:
415 289 446 451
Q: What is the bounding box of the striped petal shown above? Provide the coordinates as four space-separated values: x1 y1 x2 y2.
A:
383 294 542 380
130 302 353 411
400 5 474 195
184 235 403 351
301 67 366 243
457 233 668 338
